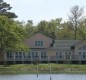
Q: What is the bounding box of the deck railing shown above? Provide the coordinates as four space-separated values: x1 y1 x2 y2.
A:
6 55 86 61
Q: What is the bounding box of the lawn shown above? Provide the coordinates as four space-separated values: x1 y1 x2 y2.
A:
0 64 86 74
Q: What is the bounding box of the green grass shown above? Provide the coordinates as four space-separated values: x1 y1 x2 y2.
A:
0 64 86 74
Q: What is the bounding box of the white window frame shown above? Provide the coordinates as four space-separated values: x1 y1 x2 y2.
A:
35 41 43 46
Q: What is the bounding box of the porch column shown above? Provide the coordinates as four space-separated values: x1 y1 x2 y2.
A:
4 52 7 65
39 51 41 62
31 52 33 64
69 55 72 64
22 52 24 64
13 52 16 64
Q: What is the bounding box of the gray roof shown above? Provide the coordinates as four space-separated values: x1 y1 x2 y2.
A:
52 40 80 50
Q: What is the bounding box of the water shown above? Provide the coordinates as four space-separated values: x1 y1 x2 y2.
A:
0 74 86 80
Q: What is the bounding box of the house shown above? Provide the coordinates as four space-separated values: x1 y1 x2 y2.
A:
3 33 86 64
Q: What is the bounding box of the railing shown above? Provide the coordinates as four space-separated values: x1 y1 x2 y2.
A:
6 55 86 61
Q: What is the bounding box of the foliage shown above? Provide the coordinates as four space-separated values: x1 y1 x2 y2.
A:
25 20 36 38
25 14 86 40
35 18 63 39
26 5 85 40
0 16 28 53
68 5 84 39
0 0 17 18
78 18 86 39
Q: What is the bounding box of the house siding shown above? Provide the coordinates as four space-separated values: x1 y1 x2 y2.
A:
75 41 86 55
24 33 53 48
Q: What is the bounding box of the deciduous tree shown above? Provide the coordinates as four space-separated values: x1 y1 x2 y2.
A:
69 5 84 39
0 16 28 64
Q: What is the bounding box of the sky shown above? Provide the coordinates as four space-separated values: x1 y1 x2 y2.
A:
4 0 86 24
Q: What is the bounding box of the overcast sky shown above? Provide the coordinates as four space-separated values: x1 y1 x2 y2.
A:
4 0 86 24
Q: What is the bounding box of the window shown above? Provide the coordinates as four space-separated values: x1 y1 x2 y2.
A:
41 51 46 58
56 52 58 56
59 52 62 58
35 41 43 46
23 52 26 58
28 52 31 58
83 51 86 58
19 52 22 58
79 51 81 55
32 52 35 58
65 51 71 59
15 52 18 59
32 52 38 58
56 52 62 59
27 51 39 59
65 52 71 55
35 52 38 58
15 52 22 59
78 51 86 59
7 52 13 58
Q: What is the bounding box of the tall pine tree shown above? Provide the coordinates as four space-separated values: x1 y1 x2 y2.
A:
0 0 17 18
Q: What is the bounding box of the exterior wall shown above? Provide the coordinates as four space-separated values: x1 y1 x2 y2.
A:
47 50 56 57
75 41 86 55
24 33 53 48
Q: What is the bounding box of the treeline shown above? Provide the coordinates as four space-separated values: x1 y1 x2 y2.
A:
23 5 86 40
0 0 86 40
0 0 86 44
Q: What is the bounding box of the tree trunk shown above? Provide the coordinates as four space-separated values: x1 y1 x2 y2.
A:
75 27 77 40
0 50 4 65
0 50 7 65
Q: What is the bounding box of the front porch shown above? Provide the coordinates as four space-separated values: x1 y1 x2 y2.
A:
4 54 86 64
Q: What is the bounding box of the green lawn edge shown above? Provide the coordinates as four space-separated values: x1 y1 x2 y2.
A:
0 64 86 74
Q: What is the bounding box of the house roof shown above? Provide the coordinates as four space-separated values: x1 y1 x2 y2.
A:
27 33 53 41
55 40 80 45
52 40 81 50
25 33 84 50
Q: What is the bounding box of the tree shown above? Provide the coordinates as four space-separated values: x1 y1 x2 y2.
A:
0 0 17 18
36 20 48 35
69 5 84 39
78 18 86 39
47 18 62 39
25 20 36 37
35 18 63 39
0 16 28 64
59 22 74 39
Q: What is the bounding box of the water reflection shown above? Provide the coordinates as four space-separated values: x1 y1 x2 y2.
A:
0 74 86 80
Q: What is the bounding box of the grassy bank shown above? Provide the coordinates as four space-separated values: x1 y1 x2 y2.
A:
0 64 86 74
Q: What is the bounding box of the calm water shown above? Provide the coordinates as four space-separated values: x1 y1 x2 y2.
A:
0 74 86 80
